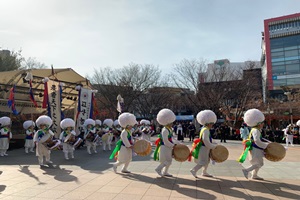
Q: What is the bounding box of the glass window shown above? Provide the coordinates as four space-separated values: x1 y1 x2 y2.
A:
271 48 284 52
285 56 299 61
286 60 300 65
273 79 286 86
283 35 300 46
286 64 300 74
272 65 286 75
272 61 285 66
287 78 300 85
271 39 284 48
272 57 285 62
285 49 299 57
284 46 298 51
271 51 284 57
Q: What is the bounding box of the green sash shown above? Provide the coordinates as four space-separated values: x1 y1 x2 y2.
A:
109 129 130 160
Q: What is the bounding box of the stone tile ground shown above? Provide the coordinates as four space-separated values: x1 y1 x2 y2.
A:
0 139 299 199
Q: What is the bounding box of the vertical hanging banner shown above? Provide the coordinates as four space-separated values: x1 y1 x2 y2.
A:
117 94 124 114
47 80 61 137
7 84 19 115
75 87 92 135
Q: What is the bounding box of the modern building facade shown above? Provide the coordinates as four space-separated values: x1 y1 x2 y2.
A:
262 13 300 98
206 59 260 83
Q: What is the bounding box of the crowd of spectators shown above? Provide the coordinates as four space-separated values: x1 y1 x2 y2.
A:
169 121 300 145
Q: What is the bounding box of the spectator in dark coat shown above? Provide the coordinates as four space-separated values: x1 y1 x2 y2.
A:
187 122 196 141
219 124 227 143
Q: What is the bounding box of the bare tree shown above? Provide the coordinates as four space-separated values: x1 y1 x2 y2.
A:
91 63 162 118
219 61 263 128
21 57 48 69
170 58 208 112
171 58 262 128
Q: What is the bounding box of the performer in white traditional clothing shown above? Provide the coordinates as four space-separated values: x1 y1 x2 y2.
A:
111 112 137 173
59 118 77 160
154 108 179 177
0 117 12 156
139 119 152 142
190 110 217 178
33 115 56 166
284 124 294 147
83 118 98 154
240 108 268 180
95 119 103 146
113 119 122 141
23 120 35 153
102 119 114 151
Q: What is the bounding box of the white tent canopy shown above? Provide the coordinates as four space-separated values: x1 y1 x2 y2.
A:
0 68 92 115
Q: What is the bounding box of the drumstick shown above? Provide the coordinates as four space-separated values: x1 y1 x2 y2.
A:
262 138 272 143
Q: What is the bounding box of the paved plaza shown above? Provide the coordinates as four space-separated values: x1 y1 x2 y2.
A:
0 138 299 200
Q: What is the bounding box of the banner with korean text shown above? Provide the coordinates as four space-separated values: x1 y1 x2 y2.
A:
47 80 61 137
75 87 92 135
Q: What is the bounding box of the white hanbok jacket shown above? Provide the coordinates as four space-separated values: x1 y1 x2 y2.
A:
159 127 178 165
33 130 54 157
117 129 133 163
195 127 217 165
249 128 268 167
0 128 12 150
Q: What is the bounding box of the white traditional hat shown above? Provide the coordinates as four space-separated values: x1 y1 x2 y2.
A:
0 116 11 127
140 119 148 125
84 118 95 127
95 119 102 126
196 110 217 125
296 120 300 127
243 108 265 127
23 120 35 129
60 118 75 129
113 119 120 126
157 108 176 126
118 112 137 128
36 115 52 128
103 119 114 128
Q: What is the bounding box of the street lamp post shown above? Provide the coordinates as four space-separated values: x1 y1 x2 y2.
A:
284 92 293 124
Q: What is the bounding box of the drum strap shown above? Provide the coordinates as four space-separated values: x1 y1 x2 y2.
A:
0 128 10 138
249 128 264 150
25 130 34 139
154 127 172 161
37 130 45 141
158 127 173 145
62 131 68 138
237 128 263 163
199 127 212 147
188 127 208 160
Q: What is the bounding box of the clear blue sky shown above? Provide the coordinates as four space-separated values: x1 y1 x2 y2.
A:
1 0 299 77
